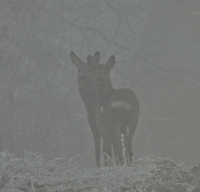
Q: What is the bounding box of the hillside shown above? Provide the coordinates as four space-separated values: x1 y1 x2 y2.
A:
0 151 199 192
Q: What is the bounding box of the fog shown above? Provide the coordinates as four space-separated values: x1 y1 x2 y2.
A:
0 0 199 168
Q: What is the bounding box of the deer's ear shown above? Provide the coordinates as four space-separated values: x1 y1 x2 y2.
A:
93 51 100 65
87 55 95 69
106 55 115 72
70 51 82 68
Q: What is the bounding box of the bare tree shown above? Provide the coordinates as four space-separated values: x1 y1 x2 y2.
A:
0 0 199 167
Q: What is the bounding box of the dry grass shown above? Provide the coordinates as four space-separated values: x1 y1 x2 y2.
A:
0 151 199 192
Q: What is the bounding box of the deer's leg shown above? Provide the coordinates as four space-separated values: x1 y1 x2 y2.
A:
103 134 112 166
88 116 101 168
102 125 112 166
92 128 101 167
127 120 137 164
127 130 133 164
120 125 129 165
112 123 123 165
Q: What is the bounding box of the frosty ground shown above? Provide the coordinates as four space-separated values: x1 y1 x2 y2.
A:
0 151 199 192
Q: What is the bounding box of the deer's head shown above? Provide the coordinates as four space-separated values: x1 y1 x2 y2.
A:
88 55 115 94
70 51 100 92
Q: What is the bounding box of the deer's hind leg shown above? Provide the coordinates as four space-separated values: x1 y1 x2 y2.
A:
127 119 138 165
120 125 129 165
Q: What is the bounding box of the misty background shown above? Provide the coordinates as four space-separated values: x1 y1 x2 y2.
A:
0 0 199 168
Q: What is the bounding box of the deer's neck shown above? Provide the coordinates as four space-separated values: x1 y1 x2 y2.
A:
96 83 114 104
79 86 97 111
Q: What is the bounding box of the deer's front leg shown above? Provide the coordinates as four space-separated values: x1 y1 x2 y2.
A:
93 128 101 167
102 126 112 166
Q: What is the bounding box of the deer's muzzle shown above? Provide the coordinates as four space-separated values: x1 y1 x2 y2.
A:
96 77 103 85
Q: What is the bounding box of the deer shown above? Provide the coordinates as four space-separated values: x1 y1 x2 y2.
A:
87 53 139 166
70 51 101 167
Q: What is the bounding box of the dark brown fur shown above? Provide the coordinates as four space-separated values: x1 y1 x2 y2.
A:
70 51 101 167
89 54 139 165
